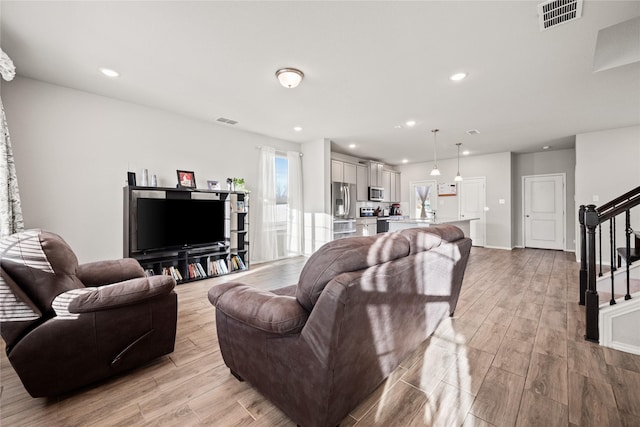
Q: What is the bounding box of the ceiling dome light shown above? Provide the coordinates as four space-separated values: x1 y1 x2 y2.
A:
99 67 119 78
348 143 356 149
462 150 470 156
430 129 441 176
449 72 467 81
293 126 302 132
406 120 416 127
402 159 408 164
276 68 304 88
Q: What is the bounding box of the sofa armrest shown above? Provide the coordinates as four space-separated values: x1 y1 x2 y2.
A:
77 258 145 287
208 283 309 335
52 275 175 316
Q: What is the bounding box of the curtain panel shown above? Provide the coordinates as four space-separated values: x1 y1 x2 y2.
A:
0 98 24 238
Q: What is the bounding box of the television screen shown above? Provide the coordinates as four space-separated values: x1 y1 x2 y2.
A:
136 198 226 252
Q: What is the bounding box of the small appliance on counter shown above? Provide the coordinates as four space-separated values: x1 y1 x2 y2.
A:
390 203 402 216
360 207 375 217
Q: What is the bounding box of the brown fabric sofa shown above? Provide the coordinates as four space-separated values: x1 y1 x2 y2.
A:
0 229 177 397
208 225 472 427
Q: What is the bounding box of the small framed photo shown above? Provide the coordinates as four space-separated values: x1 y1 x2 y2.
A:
207 180 220 190
236 200 245 212
177 170 196 189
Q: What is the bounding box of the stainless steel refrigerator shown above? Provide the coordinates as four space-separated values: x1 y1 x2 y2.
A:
332 182 356 239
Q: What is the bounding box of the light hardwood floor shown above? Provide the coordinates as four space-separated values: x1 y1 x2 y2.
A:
3 247 640 426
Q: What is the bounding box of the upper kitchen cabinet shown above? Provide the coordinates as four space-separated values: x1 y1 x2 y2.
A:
382 170 392 202
331 160 356 184
356 164 369 201
369 161 384 187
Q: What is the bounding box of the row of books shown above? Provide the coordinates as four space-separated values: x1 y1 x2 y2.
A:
209 259 229 275
162 266 183 281
230 254 247 271
188 262 207 279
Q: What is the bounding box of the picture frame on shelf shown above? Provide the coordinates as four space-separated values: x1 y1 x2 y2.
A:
207 180 220 190
177 170 196 189
236 200 245 212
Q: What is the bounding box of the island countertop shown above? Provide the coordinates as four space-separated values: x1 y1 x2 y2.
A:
387 217 479 237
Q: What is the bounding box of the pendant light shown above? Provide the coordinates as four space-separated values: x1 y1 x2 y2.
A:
454 143 463 182
430 129 441 176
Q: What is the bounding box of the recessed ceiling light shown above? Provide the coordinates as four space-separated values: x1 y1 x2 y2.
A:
405 120 416 127
462 150 470 156
543 145 551 150
99 67 119 78
450 72 467 81
293 126 302 132
348 143 356 149
402 159 408 164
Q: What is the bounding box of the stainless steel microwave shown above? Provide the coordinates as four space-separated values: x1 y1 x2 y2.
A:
369 186 384 202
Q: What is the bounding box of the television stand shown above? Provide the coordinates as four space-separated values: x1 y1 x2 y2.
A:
124 186 249 284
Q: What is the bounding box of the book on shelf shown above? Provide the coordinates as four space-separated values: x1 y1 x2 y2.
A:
144 268 155 277
209 258 229 275
230 254 247 271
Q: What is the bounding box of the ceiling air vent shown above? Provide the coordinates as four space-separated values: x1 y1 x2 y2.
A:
216 117 238 125
538 0 583 31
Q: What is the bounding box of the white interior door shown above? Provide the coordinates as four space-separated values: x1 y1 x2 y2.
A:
523 174 565 250
458 177 486 246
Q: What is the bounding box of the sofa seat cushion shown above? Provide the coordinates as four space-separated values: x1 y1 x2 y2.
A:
295 232 410 311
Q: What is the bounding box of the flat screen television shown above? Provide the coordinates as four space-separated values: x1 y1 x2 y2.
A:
136 198 226 252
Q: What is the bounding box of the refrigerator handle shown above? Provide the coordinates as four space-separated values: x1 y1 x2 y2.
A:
345 184 350 217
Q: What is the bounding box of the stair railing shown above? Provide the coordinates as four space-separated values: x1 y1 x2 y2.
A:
579 185 640 342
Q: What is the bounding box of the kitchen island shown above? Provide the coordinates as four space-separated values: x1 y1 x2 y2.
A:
387 217 478 237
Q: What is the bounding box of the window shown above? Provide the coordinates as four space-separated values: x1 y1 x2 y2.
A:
275 156 289 257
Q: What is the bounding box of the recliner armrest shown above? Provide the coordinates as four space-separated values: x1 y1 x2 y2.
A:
77 259 145 287
208 283 309 335
52 275 175 316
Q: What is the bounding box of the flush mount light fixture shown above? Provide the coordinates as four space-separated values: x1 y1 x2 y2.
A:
293 126 303 132
454 143 463 182
99 67 119 78
406 120 416 127
450 72 467 81
276 68 304 88
430 129 441 176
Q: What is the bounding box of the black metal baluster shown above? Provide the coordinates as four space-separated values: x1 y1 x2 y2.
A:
625 209 632 300
579 205 586 306
613 218 618 271
585 205 599 342
610 218 616 305
599 223 603 277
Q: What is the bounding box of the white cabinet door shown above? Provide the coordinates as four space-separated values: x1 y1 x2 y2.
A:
395 172 401 203
344 163 357 184
369 162 383 187
356 165 368 201
390 172 397 202
382 170 391 202
331 160 343 183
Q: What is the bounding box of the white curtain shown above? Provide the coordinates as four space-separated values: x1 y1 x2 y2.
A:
252 146 278 263
0 48 23 238
286 151 303 256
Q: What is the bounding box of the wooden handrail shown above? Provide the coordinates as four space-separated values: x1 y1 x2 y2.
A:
596 186 640 216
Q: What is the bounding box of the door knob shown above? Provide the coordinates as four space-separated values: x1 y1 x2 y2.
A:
525 214 530 217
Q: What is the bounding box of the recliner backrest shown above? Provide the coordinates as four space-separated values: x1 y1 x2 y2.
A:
295 232 410 311
1 230 84 318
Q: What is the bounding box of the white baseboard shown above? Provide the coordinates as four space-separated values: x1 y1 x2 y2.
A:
483 245 514 251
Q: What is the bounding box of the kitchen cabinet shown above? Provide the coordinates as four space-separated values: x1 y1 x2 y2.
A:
394 171 401 202
356 218 377 237
382 170 392 202
356 164 369 201
369 161 384 187
390 172 397 202
332 160 356 184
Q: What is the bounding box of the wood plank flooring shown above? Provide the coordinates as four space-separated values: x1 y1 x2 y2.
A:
3 248 640 426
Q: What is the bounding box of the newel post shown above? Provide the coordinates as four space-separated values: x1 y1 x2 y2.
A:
585 204 600 342
579 205 586 305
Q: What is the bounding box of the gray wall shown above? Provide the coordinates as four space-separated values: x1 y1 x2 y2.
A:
3 77 300 263
302 138 332 254
575 125 640 263
512 149 576 250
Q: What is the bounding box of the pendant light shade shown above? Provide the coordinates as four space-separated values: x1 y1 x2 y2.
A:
276 68 304 88
454 143 463 181
430 129 440 176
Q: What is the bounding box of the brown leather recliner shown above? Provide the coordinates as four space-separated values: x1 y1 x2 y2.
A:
209 225 472 427
0 229 178 397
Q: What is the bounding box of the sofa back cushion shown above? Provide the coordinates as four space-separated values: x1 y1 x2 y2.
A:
296 232 410 311
1 230 84 316
399 224 464 254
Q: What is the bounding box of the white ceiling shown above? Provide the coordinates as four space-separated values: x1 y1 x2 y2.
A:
1 1 639 165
